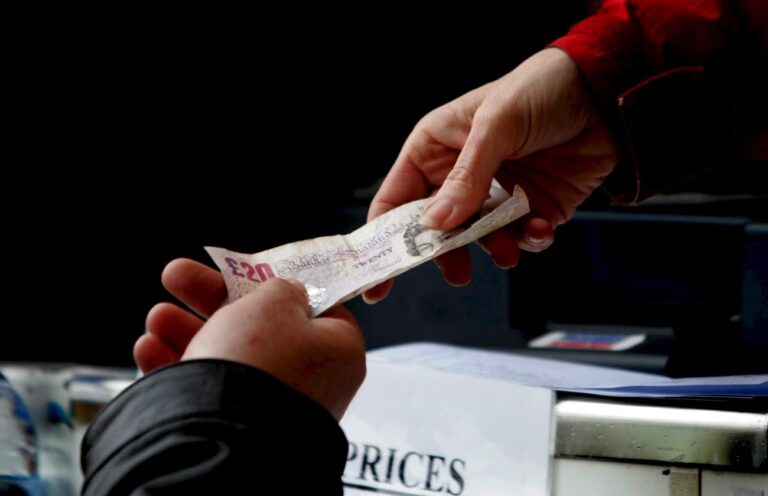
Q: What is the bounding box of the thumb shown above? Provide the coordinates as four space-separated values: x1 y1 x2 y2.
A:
420 116 504 230
216 278 310 329
250 278 309 314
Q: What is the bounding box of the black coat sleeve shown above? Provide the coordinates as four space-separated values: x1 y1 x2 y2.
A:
81 360 348 495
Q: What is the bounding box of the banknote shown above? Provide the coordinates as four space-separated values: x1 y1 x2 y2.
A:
206 184 529 316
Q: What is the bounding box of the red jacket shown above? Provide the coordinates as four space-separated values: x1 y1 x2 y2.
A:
551 0 768 203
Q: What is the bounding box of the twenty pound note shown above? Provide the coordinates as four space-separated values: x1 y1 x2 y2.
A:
206 184 529 316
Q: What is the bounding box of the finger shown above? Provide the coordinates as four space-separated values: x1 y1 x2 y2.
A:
434 246 472 287
365 156 424 303
421 113 504 230
368 155 432 221
362 280 394 305
217 277 310 329
518 217 555 253
477 226 521 269
313 304 366 381
145 302 205 355
368 107 471 222
318 303 357 321
251 277 309 317
134 334 180 374
315 304 365 350
495 166 570 227
162 258 228 317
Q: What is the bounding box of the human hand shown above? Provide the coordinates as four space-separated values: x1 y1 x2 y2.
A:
134 258 366 420
365 48 618 301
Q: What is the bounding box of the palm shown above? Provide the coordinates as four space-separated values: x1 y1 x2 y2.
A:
366 48 619 297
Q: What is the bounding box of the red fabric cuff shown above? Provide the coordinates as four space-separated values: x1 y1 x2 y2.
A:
548 2 646 110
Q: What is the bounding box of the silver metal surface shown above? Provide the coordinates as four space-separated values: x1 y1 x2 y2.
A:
555 398 768 470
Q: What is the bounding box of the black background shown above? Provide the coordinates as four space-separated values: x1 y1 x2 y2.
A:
9 7 587 364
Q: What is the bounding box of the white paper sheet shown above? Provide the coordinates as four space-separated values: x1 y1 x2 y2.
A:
370 342 665 388
341 358 554 496
370 342 768 398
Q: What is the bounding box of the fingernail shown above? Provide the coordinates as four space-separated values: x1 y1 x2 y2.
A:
362 293 380 305
493 260 516 270
443 275 470 288
526 236 546 246
420 198 453 229
493 254 518 269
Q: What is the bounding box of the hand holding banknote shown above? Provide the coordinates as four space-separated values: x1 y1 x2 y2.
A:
206 184 529 317
365 48 619 301
136 258 365 420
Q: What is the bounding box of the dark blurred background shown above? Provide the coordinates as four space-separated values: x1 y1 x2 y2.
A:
9 5 766 375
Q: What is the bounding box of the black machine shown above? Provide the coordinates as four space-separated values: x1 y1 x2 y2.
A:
349 195 768 377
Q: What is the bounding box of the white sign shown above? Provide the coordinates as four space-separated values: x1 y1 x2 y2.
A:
341 357 554 496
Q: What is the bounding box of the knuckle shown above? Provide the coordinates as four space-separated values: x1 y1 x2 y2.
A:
472 105 506 133
420 105 450 127
446 161 479 190
472 106 497 126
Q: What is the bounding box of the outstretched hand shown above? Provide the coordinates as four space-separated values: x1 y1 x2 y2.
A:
365 48 618 302
135 259 366 420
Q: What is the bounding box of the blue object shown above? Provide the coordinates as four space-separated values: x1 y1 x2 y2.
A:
46 402 73 429
0 372 45 495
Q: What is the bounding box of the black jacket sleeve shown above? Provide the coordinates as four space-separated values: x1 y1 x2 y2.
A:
81 360 348 495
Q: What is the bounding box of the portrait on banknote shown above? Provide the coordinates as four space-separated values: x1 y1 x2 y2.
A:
403 217 434 257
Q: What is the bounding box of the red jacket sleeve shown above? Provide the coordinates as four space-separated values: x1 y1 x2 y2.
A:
551 0 768 203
